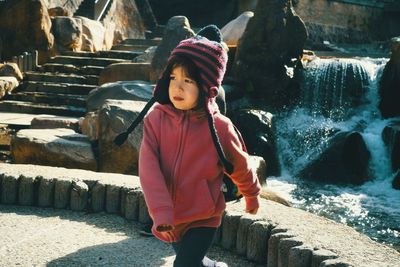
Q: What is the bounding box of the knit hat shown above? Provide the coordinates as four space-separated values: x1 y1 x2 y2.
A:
114 25 233 174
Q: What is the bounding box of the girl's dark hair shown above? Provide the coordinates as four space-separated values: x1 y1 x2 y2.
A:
164 55 206 109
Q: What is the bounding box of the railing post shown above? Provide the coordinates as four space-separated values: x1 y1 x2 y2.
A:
27 52 33 71
23 52 29 72
33 50 38 71
18 55 24 73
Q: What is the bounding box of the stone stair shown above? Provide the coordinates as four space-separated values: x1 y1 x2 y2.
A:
0 39 160 162
0 39 160 118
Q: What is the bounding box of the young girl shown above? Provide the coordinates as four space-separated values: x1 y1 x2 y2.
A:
115 25 260 267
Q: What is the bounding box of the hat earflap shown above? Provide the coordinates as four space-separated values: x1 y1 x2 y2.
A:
206 108 234 174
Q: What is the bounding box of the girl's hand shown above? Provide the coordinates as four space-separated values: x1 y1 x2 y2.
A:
246 208 258 215
156 224 174 232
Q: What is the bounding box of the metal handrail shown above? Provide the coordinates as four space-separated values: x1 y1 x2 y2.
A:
94 0 111 21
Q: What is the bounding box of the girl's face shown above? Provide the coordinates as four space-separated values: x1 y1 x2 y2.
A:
168 65 200 110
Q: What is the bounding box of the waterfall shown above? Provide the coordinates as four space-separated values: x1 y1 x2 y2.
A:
270 57 400 248
302 58 371 121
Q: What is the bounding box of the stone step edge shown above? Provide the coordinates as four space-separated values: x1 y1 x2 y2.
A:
0 163 349 267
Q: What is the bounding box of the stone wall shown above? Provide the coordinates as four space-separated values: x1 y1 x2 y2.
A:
293 0 394 43
1 163 399 266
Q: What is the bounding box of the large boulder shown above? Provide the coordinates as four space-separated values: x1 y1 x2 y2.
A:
102 0 146 49
97 100 147 175
379 37 400 119
132 46 157 63
231 109 280 177
221 11 254 46
233 0 307 109
51 16 82 51
393 170 400 190
86 81 153 112
80 112 99 141
0 0 54 61
76 16 106 52
48 6 71 17
150 16 195 82
238 0 258 13
0 76 19 99
98 63 151 85
0 63 23 81
382 119 400 172
298 131 371 185
30 116 80 132
11 128 97 171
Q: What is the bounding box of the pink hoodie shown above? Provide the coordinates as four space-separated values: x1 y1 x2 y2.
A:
139 103 260 242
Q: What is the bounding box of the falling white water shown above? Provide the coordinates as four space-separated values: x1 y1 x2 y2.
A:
269 57 400 249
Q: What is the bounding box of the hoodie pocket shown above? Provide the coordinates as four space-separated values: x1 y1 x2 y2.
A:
173 179 216 225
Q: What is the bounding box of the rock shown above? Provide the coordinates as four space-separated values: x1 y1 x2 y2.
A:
81 33 95 52
221 11 254 46
0 0 54 61
0 174 18 204
392 170 400 190
105 184 121 213
231 109 280 176
150 16 195 82
298 131 371 185
0 76 19 98
132 46 157 63
382 119 400 172
233 0 307 108
91 181 106 212
98 63 151 85
236 215 260 255
102 0 146 49
87 81 153 112
0 63 23 81
97 100 147 174
138 192 152 224
11 128 97 171
75 16 106 52
248 155 267 185
221 210 242 250
30 116 80 132
260 187 291 207
54 179 72 209
18 174 37 206
37 176 55 207
51 16 82 51
288 245 313 267
268 231 296 267
246 221 271 263
311 249 338 267
80 112 99 141
379 37 400 118
319 258 353 267
121 187 140 220
238 0 258 13
278 237 304 267
70 180 88 211
48 6 71 17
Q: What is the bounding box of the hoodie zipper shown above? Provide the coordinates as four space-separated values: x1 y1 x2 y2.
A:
171 111 190 202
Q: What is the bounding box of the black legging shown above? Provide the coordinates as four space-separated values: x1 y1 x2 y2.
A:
172 227 217 267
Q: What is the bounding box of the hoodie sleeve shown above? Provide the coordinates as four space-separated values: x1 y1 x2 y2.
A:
139 111 174 228
222 120 261 211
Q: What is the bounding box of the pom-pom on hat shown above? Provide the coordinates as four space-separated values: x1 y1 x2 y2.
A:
114 25 233 174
